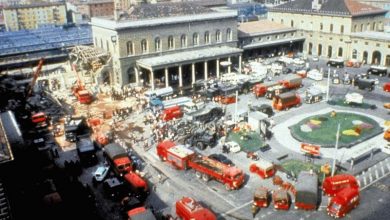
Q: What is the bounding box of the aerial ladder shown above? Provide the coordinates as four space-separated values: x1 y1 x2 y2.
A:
26 58 44 98
72 64 92 104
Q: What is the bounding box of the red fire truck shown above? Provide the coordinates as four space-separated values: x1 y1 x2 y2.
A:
322 174 359 197
327 187 360 218
383 82 390 92
272 92 301 111
31 112 48 128
160 106 183 122
249 160 275 179
176 197 216 220
253 81 281 97
272 189 290 210
157 141 245 190
104 143 133 175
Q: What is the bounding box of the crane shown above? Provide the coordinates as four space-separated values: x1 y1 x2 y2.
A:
26 58 44 98
72 64 92 104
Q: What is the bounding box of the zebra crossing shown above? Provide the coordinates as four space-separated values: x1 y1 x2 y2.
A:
356 157 390 190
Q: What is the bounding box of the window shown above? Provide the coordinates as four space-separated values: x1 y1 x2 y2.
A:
360 24 364 31
330 24 333 33
155 37 161 51
258 37 262 41
100 39 103 48
204 31 210 44
193 33 199 46
340 39 343 42
318 44 322 56
126 41 133 55
338 47 343 57
354 24 357 32
376 43 380 47
365 42 368 45
276 35 279 39
281 19 284 24
352 49 357 59
106 40 109 51
94 37 97 46
291 20 294 27
267 36 270 40
372 22 376 31
216 30 221 42
226 28 232 41
367 23 370 31
340 25 344 34
308 42 313 55
354 40 358 43
181 34 187 48
320 23 323 31
291 33 295 37
141 39 148 53
168 36 174 49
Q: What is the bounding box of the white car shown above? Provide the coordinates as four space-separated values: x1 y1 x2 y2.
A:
226 141 241 153
93 166 110 182
293 58 305 65
307 69 323 81
311 56 319 62
345 93 363 104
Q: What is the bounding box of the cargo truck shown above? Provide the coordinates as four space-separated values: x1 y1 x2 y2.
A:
327 187 360 218
272 190 290 210
252 187 269 209
176 197 216 220
272 92 301 111
157 141 245 190
123 172 149 201
253 81 281 97
294 171 319 210
76 137 97 166
265 85 288 100
322 174 358 197
104 143 133 176
279 75 303 90
144 86 173 99
249 160 275 179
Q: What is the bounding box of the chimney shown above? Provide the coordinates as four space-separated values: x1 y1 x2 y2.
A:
311 0 322 10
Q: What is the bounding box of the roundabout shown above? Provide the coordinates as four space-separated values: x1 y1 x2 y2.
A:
289 111 383 148
273 107 387 161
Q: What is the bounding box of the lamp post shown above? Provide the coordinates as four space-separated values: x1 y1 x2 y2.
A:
326 68 331 101
331 123 341 176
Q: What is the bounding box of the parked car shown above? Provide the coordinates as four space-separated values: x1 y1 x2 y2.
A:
249 104 274 117
93 166 110 182
327 58 344 68
311 55 319 62
209 154 234 166
225 141 241 153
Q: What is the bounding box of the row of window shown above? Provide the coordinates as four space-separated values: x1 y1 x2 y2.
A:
126 29 233 55
274 18 382 33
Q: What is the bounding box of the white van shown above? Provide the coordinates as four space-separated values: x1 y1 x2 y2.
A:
307 69 323 81
144 86 173 99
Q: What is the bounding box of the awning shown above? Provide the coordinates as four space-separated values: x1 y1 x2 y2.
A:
243 37 305 50
137 46 243 70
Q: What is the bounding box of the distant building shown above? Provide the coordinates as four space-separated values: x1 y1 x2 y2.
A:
3 2 67 31
238 20 302 58
92 2 242 87
76 0 114 20
268 0 390 66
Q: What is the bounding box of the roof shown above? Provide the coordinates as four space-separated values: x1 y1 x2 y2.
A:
238 20 295 37
77 0 113 5
269 0 387 17
351 31 390 41
296 171 318 192
242 37 305 50
184 0 227 7
136 46 243 70
125 2 213 21
4 2 65 10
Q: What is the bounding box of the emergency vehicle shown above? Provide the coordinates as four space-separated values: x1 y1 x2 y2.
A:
160 106 183 121
252 187 269 208
249 160 275 179
175 197 216 220
272 190 290 210
327 187 360 218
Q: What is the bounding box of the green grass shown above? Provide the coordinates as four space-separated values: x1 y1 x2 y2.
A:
328 99 376 110
290 112 382 147
280 159 324 182
226 131 267 153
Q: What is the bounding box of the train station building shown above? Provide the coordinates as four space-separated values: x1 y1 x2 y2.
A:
91 2 243 89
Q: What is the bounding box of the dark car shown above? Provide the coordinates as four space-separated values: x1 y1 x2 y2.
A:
209 154 234 166
249 104 274 117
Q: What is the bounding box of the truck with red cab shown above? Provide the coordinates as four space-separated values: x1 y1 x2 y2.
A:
127 207 156 220
160 106 183 122
32 112 48 128
322 174 358 197
272 189 290 210
327 187 360 218
104 143 133 175
279 75 303 90
249 160 275 179
123 172 149 201
157 141 245 190
272 92 301 111
252 187 269 208
176 197 216 220
253 81 281 97
295 171 319 210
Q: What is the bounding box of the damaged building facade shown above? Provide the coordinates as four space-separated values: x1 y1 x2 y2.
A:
91 2 243 88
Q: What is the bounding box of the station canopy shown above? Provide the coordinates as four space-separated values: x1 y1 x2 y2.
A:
136 46 243 70
242 37 305 50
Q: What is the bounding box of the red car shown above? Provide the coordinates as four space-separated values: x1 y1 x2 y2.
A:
383 82 390 92
272 190 290 210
